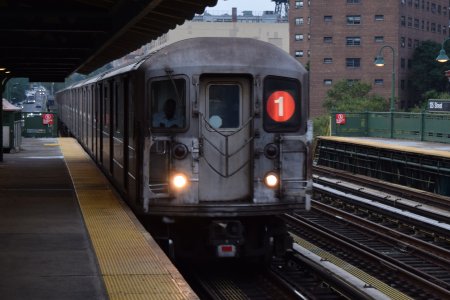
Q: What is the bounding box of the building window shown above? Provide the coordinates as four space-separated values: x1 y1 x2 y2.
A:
346 36 361 46
408 38 412 48
295 1 304 8
414 0 419 8
414 18 419 29
401 0 406 5
323 36 333 43
414 40 419 48
295 50 304 57
431 3 436 13
431 22 436 32
407 17 412 27
401 16 406 26
422 20 425 30
324 79 333 85
324 15 333 22
295 17 304 25
347 0 361 3
323 57 333 64
374 15 384 21
347 79 360 85
295 34 304 41
346 15 361 25
401 80 405 89
374 36 384 43
374 79 384 85
408 59 412 68
401 37 405 47
346 58 361 68
437 24 442 33
401 58 406 69
307 50 311 57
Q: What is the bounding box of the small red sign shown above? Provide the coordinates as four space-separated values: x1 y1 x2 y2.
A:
42 113 54 125
266 91 296 122
336 113 346 125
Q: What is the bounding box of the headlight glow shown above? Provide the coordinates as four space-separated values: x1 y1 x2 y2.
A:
264 172 279 188
172 173 188 189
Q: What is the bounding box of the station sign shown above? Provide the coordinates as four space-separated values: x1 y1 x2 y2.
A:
428 99 450 112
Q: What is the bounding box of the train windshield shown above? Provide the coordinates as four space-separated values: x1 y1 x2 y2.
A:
263 76 301 132
207 84 241 129
150 78 186 129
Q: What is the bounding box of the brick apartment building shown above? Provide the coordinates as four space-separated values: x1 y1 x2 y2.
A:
289 0 450 117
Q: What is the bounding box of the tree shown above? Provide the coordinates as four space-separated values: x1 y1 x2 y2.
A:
409 40 450 106
313 80 387 138
322 80 388 112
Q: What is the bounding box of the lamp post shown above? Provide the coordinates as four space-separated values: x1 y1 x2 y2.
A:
374 45 396 112
435 37 450 63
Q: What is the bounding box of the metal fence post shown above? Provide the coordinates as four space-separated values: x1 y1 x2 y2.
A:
421 110 425 141
390 111 394 139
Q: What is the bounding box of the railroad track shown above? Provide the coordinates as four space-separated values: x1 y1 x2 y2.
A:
282 204 450 300
314 165 450 213
312 171 450 251
176 261 302 299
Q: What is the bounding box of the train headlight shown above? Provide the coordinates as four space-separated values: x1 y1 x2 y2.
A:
172 143 188 160
171 173 188 189
264 172 279 188
264 143 279 159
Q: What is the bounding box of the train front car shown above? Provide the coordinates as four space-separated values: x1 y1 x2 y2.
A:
141 37 312 260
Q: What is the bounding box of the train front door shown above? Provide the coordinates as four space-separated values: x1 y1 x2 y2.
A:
198 77 252 202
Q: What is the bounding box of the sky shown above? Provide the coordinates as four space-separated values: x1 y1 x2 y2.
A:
206 0 277 14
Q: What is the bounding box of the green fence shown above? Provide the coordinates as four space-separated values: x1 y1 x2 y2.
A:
331 112 450 144
21 112 58 138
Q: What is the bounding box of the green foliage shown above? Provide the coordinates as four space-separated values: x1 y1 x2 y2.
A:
3 78 30 103
313 115 330 138
409 90 450 112
323 80 388 112
409 40 450 105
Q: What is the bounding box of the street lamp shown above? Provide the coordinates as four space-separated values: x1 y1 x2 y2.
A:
435 37 450 62
374 45 396 112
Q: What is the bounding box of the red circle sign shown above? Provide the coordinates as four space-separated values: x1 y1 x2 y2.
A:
266 91 296 122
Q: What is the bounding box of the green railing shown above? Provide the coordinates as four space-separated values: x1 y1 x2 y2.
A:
331 112 450 144
21 112 58 138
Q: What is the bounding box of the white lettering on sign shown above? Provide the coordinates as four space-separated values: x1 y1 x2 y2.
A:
429 102 443 109
274 97 284 117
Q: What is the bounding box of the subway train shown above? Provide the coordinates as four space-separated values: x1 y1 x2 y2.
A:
56 37 312 260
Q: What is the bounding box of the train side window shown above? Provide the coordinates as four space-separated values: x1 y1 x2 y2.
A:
150 78 186 129
263 76 302 132
207 84 240 129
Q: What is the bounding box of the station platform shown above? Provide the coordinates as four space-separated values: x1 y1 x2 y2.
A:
317 136 450 158
0 138 197 300
314 136 450 197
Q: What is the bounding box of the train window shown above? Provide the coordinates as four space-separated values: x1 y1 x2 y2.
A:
263 76 301 132
150 78 186 129
207 84 240 129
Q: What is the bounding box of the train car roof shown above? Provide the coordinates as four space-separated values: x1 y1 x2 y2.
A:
141 37 307 75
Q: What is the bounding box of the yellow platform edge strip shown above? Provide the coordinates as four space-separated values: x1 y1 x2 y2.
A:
59 138 198 300
291 234 412 299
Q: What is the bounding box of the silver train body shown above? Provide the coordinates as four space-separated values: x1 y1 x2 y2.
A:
57 37 312 259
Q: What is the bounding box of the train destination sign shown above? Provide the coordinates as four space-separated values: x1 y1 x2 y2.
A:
428 99 450 112
266 91 296 122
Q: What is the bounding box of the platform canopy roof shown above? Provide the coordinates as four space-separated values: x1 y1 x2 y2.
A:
0 0 217 82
